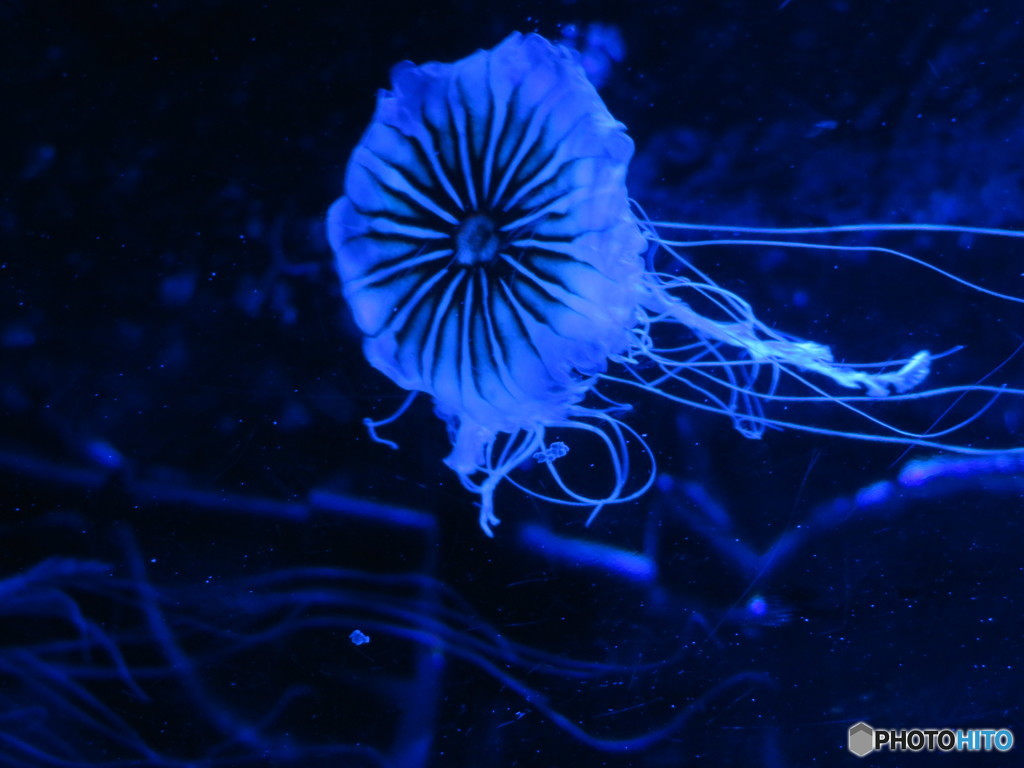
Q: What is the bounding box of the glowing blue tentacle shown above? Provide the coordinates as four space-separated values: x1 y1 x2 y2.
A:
640 287 933 398
649 230 1024 305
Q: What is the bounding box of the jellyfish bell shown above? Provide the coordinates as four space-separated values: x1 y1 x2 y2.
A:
328 32 649 530
327 31 1024 535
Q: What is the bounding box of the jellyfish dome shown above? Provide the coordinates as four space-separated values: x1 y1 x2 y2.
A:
329 33 644 485
328 32 1024 535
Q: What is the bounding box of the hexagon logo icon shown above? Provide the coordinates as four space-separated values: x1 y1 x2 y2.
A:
848 721 875 757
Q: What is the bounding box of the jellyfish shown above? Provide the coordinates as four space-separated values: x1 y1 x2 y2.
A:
326 32 1024 535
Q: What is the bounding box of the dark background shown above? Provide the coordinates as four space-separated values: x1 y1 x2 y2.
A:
3 1 1023 766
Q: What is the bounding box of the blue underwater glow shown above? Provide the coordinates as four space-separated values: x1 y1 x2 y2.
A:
328 31 1024 535
6 2 1024 767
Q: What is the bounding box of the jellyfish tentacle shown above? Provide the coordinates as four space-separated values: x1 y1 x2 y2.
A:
449 427 545 536
649 219 1024 240
651 231 1024 305
505 408 657 521
363 391 419 451
641 283 932 401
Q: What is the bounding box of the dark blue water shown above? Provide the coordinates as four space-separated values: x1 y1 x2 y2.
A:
3 2 1023 766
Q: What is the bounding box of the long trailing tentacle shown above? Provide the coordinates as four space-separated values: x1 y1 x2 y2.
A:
621 203 1024 454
